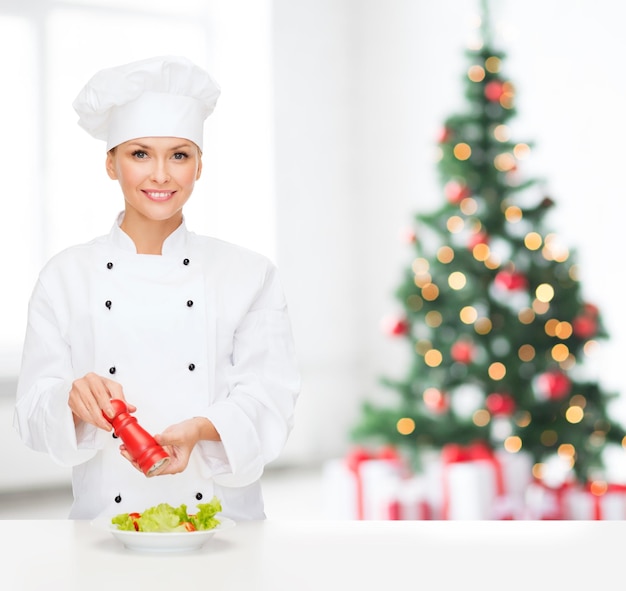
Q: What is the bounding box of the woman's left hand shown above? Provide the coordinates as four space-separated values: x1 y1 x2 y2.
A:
119 417 214 476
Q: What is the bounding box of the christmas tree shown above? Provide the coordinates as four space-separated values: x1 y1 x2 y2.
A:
351 4 626 485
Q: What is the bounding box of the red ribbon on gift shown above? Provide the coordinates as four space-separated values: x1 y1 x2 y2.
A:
345 445 402 520
388 498 432 520
440 441 506 520
530 478 576 520
585 482 626 520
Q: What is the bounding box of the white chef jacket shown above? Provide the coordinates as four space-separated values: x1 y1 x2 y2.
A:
13 213 301 521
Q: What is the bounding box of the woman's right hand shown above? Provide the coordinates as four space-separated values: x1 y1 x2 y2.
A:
69 372 136 431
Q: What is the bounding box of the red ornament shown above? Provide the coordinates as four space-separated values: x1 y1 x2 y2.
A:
381 315 410 337
399 226 417 244
485 392 516 416
450 340 475 364
494 269 528 291
484 80 505 102
423 388 449 413
536 371 571 401
572 315 598 339
468 231 489 250
582 302 599 318
102 399 170 476
444 180 471 204
438 126 452 143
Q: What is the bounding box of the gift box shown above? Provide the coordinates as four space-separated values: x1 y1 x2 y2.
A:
564 482 626 520
427 441 532 520
523 479 575 520
321 446 407 520
385 475 433 520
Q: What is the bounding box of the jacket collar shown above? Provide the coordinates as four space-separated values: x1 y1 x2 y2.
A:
109 211 190 254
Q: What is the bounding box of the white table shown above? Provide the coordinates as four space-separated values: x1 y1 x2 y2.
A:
2 519 622 590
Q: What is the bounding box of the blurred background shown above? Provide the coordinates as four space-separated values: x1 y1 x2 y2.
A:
1 0 625 518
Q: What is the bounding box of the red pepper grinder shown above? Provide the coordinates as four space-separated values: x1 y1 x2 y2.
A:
103 399 170 476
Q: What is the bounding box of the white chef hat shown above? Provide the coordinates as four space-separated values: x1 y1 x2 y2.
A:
72 55 221 151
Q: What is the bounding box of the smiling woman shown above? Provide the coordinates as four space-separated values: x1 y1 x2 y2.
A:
0 0 275 385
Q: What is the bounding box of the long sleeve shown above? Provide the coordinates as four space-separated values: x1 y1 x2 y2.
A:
13 277 99 467
201 262 301 487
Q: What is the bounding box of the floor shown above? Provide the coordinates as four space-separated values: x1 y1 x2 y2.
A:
0 465 325 520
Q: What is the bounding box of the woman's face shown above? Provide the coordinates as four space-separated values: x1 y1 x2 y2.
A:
106 136 203 224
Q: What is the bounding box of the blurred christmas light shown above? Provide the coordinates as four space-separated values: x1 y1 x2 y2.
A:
518 308 535 324
460 197 478 215
425 310 443 327
412 257 429 273
513 143 531 159
460 306 478 324
494 152 516 172
424 349 443 367
447 215 465 233
504 436 522 453
488 361 506 380
468 64 486 82
504 205 522 222
557 443 576 460
536 283 555 303
524 231 542 250
551 343 570 362
590 480 608 496
544 318 559 337
453 142 472 160
472 242 490 261
422 283 440 301
396 417 416 435
472 409 490 427
485 55 501 73
518 344 535 362
516 411 531 428
474 317 492 334
437 245 454 264
493 124 509 141
448 271 467 290
555 321 573 339
499 82 515 108
540 430 558 446
565 406 584 424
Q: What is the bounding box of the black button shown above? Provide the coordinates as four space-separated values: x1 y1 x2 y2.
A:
188 363 195 371
114 495 121 503
183 258 190 266
195 492 203 501
106 262 113 269
109 367 116 375
105 300 112 309
187 300 193 307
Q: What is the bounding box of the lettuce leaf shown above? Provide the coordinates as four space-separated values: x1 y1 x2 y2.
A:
192 497 223 531
111 497 223 532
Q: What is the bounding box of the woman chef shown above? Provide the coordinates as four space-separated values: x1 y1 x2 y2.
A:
13 55 301 521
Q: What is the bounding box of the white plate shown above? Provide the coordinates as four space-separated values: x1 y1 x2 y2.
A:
91 515 236 553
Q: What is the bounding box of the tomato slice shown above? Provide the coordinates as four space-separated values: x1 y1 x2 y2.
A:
129 512 141 531
182 521 196 532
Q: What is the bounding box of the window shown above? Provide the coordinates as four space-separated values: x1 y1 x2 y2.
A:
0 0 274 376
